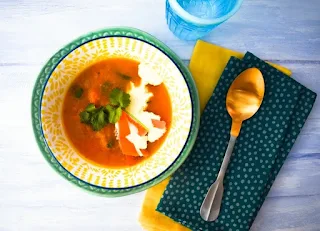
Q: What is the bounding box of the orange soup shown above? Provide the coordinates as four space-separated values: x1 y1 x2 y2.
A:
62 58 172 168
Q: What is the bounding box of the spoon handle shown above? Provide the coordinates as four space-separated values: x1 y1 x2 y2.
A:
200 135 237 222
217 135 237 181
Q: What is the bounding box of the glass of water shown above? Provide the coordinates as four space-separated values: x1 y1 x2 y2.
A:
166 0 243 40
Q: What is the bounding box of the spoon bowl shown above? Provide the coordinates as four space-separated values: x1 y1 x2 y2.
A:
227 68 265 137
227 68 264 120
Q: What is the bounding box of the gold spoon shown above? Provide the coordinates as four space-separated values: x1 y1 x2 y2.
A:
200 68 265 222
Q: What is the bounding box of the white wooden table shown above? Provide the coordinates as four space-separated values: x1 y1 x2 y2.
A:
0 1 319 230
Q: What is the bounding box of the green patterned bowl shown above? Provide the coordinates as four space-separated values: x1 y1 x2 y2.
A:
31 27 200 197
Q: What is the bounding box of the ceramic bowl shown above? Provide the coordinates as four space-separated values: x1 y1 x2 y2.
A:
31 27 200 196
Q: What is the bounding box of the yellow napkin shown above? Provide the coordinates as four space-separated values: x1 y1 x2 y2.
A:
139 40 291 231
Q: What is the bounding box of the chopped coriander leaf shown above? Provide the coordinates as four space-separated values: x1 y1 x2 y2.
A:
97 109 106 125
90 108 107 131
109 88 121 106
85 103 96 113
107 139 115 148
114 107 122 123
104 105 115 122
120 93 131 108
101 81 112 94
105 105 122 124
79 88 131 131
117 72 131 80
79 111 91 123
71 85 84 98
103 104 113 113
109 88 131 108
75 88 83 98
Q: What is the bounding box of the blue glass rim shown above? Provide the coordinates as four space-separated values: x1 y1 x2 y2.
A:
168 0 244 26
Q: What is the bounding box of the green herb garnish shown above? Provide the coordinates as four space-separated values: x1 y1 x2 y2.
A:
79 111 90 123
71 85 84 98
101 81 112 94
104 105 122 124
85 103 97 113
107 139 115 148
90 108 107 131
117 72 131 80
79 88 131 131
110 88 131 108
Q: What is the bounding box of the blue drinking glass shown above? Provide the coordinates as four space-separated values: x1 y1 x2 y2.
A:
166 0 243 40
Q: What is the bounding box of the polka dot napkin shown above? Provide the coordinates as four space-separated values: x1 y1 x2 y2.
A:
157 52 317 231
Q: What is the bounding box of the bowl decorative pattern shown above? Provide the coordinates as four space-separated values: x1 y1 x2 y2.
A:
32 27 200 196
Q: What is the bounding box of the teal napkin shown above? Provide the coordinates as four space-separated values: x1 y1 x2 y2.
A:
157 52 317 231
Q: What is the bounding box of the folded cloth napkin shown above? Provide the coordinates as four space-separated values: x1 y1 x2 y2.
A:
139 41 293 231
156 52 317 230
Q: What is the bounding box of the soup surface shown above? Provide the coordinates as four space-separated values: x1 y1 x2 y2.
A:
62 58 172 168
